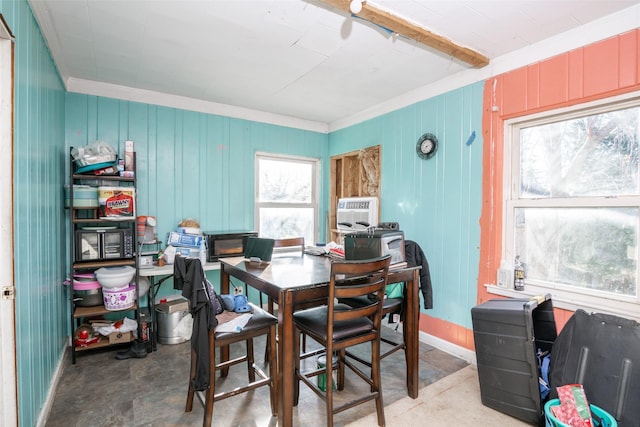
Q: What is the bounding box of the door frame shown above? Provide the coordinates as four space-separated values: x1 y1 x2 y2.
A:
0 13 17 427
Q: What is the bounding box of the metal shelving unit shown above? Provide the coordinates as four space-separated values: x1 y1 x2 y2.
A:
67 148 141 364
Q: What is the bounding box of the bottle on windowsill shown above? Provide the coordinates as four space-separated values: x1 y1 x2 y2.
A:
514 255 525 291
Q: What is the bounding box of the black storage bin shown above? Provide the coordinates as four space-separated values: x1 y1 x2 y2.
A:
549 309 640 426
471 295 557 425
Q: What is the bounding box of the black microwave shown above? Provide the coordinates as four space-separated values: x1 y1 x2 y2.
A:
203 231 258 262
75 228 134 262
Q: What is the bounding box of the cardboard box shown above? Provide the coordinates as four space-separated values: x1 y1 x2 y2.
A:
156 297 189 314
167 231 204 248
174 247 199 257
109 330 132 344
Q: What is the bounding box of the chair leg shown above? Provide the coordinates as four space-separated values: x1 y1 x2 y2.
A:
264 297 275 364
293 327 301 406
185 346 197 412
372 339 385 427
326 356 334 427
337 349 345 391
247 339 256 382
264 337 271 364
267 323 278 416
203 331 216 427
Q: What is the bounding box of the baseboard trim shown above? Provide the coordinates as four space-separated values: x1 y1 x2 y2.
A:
36 343 68 427
381 322 476 365
419 330 477 365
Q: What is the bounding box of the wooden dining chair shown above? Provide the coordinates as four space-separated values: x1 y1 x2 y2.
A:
339 282 407 364
181 257 279 427
261 237 306 363
292 255 391 427
264 237 305 311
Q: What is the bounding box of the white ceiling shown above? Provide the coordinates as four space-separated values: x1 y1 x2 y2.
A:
29 0 640 132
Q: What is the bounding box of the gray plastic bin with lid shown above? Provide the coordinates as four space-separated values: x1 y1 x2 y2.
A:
155 297 190 344
471 294 557 425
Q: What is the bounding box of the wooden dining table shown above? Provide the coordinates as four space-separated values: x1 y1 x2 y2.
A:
219 253 421 427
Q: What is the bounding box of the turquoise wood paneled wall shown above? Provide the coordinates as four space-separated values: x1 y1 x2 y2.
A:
1 0 67 426
65 94 330 299
5 0 480 421
328 83 484 329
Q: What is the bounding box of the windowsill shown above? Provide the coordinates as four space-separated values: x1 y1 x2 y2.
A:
485 284 640 323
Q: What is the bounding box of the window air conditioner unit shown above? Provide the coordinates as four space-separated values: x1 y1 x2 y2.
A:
336 197 378 231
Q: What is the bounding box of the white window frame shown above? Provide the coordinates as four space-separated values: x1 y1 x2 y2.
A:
491 91 640 322
254 152 320 243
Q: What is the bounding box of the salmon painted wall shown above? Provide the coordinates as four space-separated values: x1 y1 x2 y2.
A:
477 29 640 340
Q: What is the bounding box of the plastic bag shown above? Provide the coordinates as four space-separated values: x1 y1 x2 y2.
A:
163 245 177 264
556 384 593 427
71 141 117 162
385 282 404 299
175 313 193 341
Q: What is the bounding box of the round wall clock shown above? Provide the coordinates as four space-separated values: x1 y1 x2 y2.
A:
416 133 438 160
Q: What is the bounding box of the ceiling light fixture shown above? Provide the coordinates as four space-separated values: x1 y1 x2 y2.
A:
349 0 364 14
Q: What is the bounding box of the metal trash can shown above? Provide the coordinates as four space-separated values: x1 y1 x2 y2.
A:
155 297 190 344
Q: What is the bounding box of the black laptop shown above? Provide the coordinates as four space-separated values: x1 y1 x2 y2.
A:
244 237 275 262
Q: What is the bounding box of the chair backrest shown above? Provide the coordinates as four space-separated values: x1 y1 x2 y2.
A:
329 255 391 329
273 237 305 254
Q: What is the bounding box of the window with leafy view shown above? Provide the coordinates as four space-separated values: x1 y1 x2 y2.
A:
255 153 319 245
504 96 640 310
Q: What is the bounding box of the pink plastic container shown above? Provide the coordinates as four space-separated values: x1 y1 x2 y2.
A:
102 284 136 311
73 279 101 291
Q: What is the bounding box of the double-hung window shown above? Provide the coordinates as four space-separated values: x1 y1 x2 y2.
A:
255 152 319 245
502 93 640 319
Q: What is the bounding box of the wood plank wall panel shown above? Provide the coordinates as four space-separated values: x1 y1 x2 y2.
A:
584 38 620 97
619 31 638 88
568 50 585 100
539 55 568 107
479 29 640 343
329 83 484 330
2 1 67 425
65 94 329 253
501 67 528 116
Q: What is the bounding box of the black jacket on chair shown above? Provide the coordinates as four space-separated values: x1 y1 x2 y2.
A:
175 257 218 391
404 240 433 309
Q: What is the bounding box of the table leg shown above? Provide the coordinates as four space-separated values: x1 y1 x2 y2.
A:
405 269 420 398
277 290 294 427
149 278 157 352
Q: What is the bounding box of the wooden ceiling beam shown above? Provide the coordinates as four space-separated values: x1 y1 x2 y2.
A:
319 0 490 68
